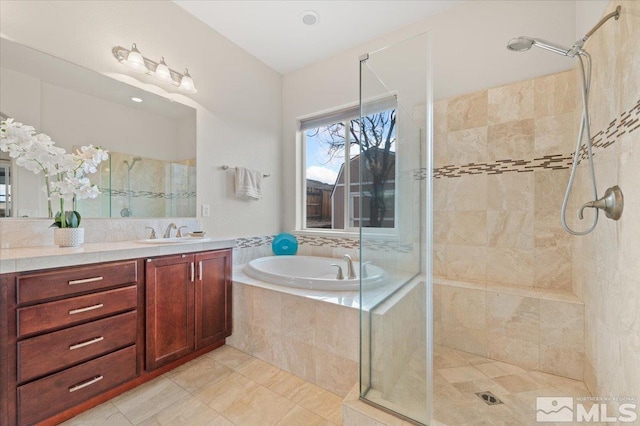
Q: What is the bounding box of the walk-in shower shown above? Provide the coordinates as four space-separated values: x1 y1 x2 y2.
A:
507 5 623 235
121 156 141 217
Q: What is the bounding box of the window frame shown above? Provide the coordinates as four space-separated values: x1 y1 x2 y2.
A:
298 98 399 236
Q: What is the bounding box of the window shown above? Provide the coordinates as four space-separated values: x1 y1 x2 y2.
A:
301 99 397 232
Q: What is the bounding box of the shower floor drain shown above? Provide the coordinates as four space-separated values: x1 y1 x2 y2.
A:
476 391 503 405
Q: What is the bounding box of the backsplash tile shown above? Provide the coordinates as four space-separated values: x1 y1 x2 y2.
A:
0 218 201 249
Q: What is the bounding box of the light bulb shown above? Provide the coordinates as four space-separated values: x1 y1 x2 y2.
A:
179 69 197 93
154 57 173 82
125 43 148 73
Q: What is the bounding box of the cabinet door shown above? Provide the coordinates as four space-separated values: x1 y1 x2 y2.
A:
146 254 195 370
195 250 232 349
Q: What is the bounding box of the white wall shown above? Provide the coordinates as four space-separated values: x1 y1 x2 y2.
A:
0 0 283 238
576 0 610 40
282 0 581 231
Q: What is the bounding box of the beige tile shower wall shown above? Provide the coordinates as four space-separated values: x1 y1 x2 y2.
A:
433 70 576 292
571 0 640 401
227 281 359 397
370 280 426 397
433 280 585 380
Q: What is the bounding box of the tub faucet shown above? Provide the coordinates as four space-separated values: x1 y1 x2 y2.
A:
163 223 177 238
361 261 372 278
343 254 356 279
331 264 344 280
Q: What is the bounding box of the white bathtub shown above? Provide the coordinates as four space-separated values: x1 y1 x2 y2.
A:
244 255 385 290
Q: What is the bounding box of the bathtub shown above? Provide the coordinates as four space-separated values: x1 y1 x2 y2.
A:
244 255 385 290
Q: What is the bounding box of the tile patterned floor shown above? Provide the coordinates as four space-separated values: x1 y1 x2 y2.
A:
61 346 341 426
433 345 602 426
62 344 598 426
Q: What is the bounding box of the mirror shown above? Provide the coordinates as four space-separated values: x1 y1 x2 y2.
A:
0 38 197 218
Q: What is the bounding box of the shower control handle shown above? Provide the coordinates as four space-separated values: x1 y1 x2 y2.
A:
579 185 623 220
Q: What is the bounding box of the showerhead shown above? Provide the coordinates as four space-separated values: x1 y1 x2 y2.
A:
507 36 575 57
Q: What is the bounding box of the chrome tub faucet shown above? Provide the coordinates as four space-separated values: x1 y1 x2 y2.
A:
343 254 356 279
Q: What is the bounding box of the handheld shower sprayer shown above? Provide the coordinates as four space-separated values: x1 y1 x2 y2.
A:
507 5 621 58
506 37 578 57
506 5 623 235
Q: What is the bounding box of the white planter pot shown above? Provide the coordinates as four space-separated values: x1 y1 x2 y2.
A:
53 227 85 247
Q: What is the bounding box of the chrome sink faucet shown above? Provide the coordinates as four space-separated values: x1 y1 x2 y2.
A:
343 254 356 279
163 223 177 238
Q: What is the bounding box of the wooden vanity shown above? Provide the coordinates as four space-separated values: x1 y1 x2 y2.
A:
0 243 233 426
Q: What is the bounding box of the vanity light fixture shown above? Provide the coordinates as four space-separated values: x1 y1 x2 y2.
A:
112 44 198 93
154 57 172 83
123 43 147 73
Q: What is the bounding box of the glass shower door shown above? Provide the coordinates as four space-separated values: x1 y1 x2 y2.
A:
359 31 432 425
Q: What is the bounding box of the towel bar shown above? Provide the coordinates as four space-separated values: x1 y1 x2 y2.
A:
222 165 270 178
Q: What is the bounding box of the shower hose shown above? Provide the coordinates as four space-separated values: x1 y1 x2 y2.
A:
560 51 599 235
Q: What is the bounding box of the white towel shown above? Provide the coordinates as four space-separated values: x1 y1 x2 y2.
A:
235 167 263 199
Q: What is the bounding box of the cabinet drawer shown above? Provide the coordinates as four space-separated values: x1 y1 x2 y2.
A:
17 285 137 338
17 311 137 383
17 345 137 426
17 260 138 305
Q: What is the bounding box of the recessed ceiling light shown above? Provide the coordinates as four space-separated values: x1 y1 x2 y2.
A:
131 97 143 103
301 10 320 26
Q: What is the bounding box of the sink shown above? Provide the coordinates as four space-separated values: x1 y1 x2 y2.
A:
135 237 211 244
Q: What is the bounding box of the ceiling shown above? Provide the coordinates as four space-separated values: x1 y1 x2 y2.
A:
173 0 464 74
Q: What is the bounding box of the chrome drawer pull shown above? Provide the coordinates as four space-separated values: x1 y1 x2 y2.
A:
69 375 103 393
69 303 104 315
69 336 104 350
68 276 104 286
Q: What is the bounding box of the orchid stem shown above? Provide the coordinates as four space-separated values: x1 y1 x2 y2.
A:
59 198 66 228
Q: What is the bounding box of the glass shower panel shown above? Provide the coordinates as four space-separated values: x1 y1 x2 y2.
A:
359 32 431 425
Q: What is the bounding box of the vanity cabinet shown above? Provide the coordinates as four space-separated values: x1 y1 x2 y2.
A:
0 247 232 426
145 249 232 370
10 260 143 426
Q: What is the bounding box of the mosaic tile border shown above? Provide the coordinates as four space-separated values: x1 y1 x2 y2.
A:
105 189 196 200
297 235 359 249
434 99 640 179
235 235 274 248
579 98 640 160
235 234 414 253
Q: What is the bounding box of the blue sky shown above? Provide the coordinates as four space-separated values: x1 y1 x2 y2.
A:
305 128 345 185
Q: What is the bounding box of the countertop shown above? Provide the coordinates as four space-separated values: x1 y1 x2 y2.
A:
0 238 236 273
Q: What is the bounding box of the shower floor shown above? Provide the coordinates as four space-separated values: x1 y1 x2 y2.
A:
433 345 597 426
365 345 597 425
